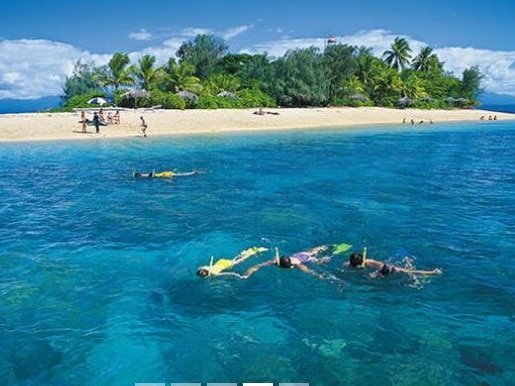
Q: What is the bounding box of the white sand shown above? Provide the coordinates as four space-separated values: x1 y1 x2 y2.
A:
0 107 512 142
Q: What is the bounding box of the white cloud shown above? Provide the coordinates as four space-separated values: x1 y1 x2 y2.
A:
436 47 515 95
222 25 253 40
129 28 153 41
181 27 213 37
1 29 515 100
0 39 86 99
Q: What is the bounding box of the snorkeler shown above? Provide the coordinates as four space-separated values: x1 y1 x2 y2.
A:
241 243 352 279
196 246 268 278
133 170 199 178
345 249 442 278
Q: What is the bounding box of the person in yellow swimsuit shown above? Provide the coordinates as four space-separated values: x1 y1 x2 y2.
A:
133 170 199 178
196 247 268 278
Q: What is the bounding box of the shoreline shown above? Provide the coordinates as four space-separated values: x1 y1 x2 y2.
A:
1 107 514 143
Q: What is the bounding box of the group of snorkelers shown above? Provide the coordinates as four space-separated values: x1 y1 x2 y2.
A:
196 244 442 284
132 171 442 283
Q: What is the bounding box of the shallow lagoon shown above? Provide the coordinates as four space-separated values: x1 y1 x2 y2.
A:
0 122 514 385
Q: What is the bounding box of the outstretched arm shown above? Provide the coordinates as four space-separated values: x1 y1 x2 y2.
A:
395 267 443 275
173 171 198 176
296 263 345 284
216 271 248 279
241 260 275 279
295 263 327 279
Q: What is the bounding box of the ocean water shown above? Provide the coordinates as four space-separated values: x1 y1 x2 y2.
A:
0 121 514 386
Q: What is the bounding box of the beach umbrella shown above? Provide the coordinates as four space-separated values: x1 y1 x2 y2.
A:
216 91 238 99
397 96 414 107
120 89 150 108
350 93 369 102
88 97 108 105
176 91 198 102
120 89 150 99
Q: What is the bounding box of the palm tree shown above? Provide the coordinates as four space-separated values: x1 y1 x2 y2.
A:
382 37 412 72
134 54 163 91
412 46 440 72
161 58 201 93
103 52 135 90
203 73 240 95
400 70 426 100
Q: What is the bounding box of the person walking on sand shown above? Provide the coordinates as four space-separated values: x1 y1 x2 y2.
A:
140 116 148 137
92 112 100 134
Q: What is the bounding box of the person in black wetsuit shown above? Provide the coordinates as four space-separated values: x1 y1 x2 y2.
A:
345 251 442 278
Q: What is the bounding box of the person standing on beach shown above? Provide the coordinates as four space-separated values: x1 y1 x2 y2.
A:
140 116 148 137
92 112 100 134
80 111 87 133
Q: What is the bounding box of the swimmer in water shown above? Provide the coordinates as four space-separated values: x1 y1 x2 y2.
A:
133 170 199 178
345 251 442 278
196 246 268 278
241 243 351 280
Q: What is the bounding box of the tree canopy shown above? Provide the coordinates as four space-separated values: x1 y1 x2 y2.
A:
59 34 483 111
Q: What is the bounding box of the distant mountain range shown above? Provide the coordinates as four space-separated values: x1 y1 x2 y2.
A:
1 93 515 114
0 96 62 114
479 92 515 105
478 92 515 113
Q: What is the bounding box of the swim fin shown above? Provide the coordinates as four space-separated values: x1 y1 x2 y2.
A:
332 243 352 254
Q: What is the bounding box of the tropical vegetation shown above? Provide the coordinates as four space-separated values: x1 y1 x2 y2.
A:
58 34 483 111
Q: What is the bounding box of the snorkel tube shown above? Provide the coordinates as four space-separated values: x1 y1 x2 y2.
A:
275 247 280 266
208 256 214 276
361 247 367 268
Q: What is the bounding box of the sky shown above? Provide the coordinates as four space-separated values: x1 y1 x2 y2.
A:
1 0 515 100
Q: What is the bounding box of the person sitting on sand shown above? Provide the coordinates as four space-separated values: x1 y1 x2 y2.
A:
99 108 106 124
196 247 268 278
241 243 352 280
345 250 442 278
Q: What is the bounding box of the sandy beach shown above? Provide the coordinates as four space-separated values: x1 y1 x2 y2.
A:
0 107 513 142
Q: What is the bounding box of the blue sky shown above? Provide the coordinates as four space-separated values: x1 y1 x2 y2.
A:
1 0 515 99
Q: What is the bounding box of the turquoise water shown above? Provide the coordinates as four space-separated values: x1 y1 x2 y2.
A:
1 121 514 386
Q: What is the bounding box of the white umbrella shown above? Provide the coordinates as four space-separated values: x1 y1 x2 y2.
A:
88 97 108 105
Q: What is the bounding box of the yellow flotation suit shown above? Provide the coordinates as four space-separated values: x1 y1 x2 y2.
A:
153 171 174 178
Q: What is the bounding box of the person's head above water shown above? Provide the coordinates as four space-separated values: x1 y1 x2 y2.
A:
278 255 293 268
196 267 210 277
349 252 364 267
